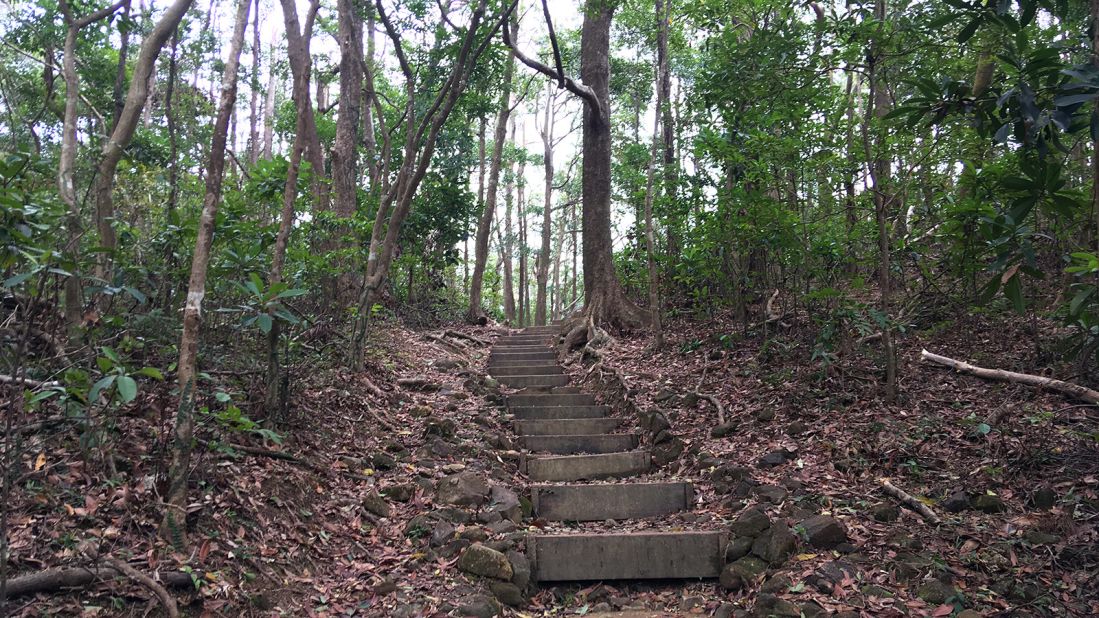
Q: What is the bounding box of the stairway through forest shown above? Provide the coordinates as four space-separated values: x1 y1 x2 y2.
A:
488 325 725 583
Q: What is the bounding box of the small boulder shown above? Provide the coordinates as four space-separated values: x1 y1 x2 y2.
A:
424 418 458 439
799 515 848 549
1029 485 1057 510
725 536 754 562
941 490 969 513
753 593 801 617
385 483 416 502
489 581 525 607
760 574 791 594
430 521 456 547
786 420 808 436
971 493 1006 514
506 550 531 590
437 471 490 507
488 485 522 522
711 421 737 438
712 464 753 494
729 507 771 537
752 526 798 565
917 579 955 605
719 556 767 591
870 503 899 522
754 409 776 422
363 491 391 517
371 452 397 470
457 544 513 580
651 435 685 466
457 594 501 618
757 449 792 468
754 484 788 504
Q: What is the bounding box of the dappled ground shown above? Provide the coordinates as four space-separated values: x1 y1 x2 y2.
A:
3 309 1097 616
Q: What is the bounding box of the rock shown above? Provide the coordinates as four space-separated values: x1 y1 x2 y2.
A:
409 405 433 417
754 484 788 504
486 520 516 535
435 358 463 370
457 594 501 618
760 575 791 594
711 421 737 438
651 435 685 466
1024 530 1060 545
371 452 397 470
427 437 458 457
870 503 899 522
680 595 706 611
729 507 771 537
440 538 472 559
956 611 982 618
1030 485 1057 510
681 391 699 407
457 544 513 580
799 602 826 618
506 550 531 590
641 410 672 435
892 558 924 583
458 527 489 543
477 510 503 524
917 579 955 605
489 582 525 606
488 485 522 522
799 515 848 549
757 449 792 468
725 536 754 561
424 418 458 439
752 525 798 565
430 521 456 546
755 409 775 422
719 556 767 591
807 561 860 594
786 420 807 436
752 593 801 617
942 490 969 513
437 471 490 507
712 464 753 494
971 493 1006 514
861 585 893 598
714 605 737 618
404 514 433 539
363 491 391 517
386 483 415 502
435 507 472 524
373 578 398 595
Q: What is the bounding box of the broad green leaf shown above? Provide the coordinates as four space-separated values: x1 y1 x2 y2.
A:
116 376 137 403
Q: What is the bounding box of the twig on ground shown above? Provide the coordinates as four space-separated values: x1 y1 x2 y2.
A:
880 477 942 525
692 391 726 425
921 349 1099 404
0 374 61 389
103 557 180 618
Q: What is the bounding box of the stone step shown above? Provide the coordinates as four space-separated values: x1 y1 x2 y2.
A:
522 327 559 335
488 364 562 377
498 374 570 388
510 405 609 420
496 337 551 346
531 482 693 521
528 531 726 581
521 433 639 454
507 393 596 407
489 352 556 364
513 418 621 435
523 450 650 481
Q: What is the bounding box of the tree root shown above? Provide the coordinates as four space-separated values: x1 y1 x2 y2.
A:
921 349 1099 404
4 563 196 603
691 391 726 425
443 329 490 346
103 557 180 618
880 477 941 525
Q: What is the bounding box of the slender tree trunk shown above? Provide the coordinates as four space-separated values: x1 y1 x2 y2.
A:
1091 0 1099 271
658 0 677 278
160 0 250 547
331 0 363 300
535 85 555 325
467 118 486 295
467 17 515 322
579 0 643 329
248 0 261 164
91 0 194 283
517 123 528 327
643 0 669 348
502 138 517 324
161 29 180 309
110 0 131 129
262 43 276 159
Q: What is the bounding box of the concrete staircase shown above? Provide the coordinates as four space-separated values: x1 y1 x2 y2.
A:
489 325 725 583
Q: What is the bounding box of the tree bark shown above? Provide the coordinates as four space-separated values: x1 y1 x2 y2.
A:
248 0 261 164
262 42 276 159
110 0 132 129
1092 0 1099 277
502 127 517 324
517 122 528 327
160 0 250 547
467 15 516 322
658 0 677 271
643 0 669 348
281 0 328 211
91 0 194 283
535 83 555 325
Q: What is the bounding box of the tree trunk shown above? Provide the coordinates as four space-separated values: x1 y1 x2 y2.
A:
535 84 555 325
262 44 276 159
579 0 643 329
659 0 677 272
502 133 517 324
248 0 261 164
160 0 250 547
467 17 515 322
91 0 194 283
517 123 528 327
110 0 132 129
281 0 328 211
1092 0 1099 275
643 0 669 348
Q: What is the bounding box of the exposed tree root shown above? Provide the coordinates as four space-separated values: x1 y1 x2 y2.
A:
691 391 726 425
102 557 180 618
880 477 942 525
921 349 1099 404
4 564 197 600
424 333 467 355
443 329 490 346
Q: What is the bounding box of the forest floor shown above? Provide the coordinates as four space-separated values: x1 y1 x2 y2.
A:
3 307 1098 617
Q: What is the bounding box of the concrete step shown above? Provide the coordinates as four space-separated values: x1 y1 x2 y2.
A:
522 327 559 335
521 433 639 454
499 374 570 388
529 531 726 581
490 345 553 354
531 482 693 521
523 450 650 481
488 364 562 377
507 393 596 407
497 337 551 346
489 351 556 364
513 418 621 435
510 405 609 420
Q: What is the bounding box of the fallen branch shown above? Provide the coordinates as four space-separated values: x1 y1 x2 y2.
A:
880 477 941 525
921 349 1099 404
0 374 62 389
443 329 490 346
103 557 180 618
4 565 197 598
691 391 726 425
424 333 466 355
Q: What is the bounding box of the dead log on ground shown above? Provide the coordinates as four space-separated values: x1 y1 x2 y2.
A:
880 477 941 525
4 565 198 598
921 349 1099 404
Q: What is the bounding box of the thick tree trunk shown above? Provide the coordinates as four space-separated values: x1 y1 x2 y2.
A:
467 20 515 322
535 85 555 325
91 0 193 284
579 0 643 329
160 0 250 547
